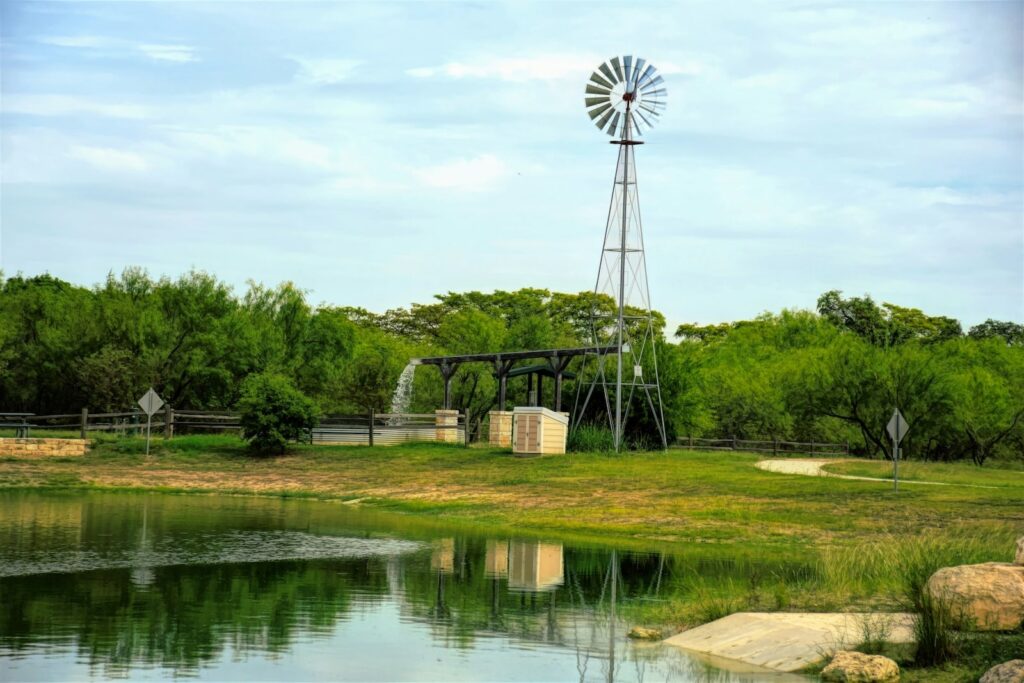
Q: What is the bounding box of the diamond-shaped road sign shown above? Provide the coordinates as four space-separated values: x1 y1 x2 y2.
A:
138 388 164 417
887 409 909 444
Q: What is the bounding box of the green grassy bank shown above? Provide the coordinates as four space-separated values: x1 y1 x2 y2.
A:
1 435 1021 681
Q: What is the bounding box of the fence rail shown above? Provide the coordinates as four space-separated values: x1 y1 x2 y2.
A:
677 435 850 457
2 408 468 447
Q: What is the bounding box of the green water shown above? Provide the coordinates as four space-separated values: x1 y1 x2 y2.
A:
0 491 808 681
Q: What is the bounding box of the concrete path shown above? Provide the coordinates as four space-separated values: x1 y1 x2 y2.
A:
664 611 915 673
755 458 951 486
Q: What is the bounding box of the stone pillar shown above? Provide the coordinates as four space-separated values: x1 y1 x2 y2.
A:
488 410 513 447
435 409 459 443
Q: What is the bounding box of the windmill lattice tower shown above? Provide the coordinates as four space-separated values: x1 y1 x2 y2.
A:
573 55 668 451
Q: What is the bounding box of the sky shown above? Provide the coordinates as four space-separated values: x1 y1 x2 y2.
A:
1 1 1022 330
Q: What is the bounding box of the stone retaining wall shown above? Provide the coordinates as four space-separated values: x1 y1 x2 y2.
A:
0 437 89 457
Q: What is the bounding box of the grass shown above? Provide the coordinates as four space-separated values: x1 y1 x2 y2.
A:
3 434 1021 549
3 434 1022 680
823 458 1024 487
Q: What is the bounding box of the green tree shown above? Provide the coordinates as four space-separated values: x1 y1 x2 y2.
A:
237 373 320 453
943 338 1024 465
968 319 1024 346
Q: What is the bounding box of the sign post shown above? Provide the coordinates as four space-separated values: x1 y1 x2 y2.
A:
137 388 165 456
886 408 909 492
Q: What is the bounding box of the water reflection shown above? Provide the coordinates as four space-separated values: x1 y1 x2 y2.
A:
0 492 809 682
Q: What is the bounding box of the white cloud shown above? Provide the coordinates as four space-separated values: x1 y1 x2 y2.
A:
412 154 506 191
137 43 197 63
2 94 148 119
166 126 334 170
407 54 598 82
291 57 362 84
38 35 110 48
69 145 149 172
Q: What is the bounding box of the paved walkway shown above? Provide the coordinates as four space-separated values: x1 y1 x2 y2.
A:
664 611 915 673
755 458 952 486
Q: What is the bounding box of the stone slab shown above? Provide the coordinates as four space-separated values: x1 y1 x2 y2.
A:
0 437 88 458
663 612 915 673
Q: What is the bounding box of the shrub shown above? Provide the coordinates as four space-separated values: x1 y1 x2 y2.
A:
568 424 615 452
237 373 320 454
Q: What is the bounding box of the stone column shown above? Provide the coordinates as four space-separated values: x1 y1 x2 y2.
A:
488 410 513 447
435 409 460 443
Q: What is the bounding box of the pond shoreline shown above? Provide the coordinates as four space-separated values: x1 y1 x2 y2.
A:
2 437 1021 682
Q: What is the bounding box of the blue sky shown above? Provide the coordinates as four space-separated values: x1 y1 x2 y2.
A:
1 1 1021 329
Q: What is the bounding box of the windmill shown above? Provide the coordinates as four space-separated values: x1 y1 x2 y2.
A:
573 56 668 451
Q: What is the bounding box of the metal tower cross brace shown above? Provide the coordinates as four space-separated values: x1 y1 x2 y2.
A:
573 95 668 452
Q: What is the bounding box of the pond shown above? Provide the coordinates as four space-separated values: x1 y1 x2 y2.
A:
0 491 809 681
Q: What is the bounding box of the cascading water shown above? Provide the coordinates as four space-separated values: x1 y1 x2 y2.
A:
387 360 420 425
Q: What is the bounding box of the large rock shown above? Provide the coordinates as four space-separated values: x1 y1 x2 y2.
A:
1016 536 1024 566
925 563 1024 631
821 650 899 682
980 660 1024 683
627 626 662 640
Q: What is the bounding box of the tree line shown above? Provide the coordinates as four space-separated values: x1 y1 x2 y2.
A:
1 269 1020 464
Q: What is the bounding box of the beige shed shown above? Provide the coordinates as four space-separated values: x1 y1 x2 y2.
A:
512 406 568 456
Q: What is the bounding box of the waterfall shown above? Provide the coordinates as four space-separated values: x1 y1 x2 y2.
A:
388 360 420 424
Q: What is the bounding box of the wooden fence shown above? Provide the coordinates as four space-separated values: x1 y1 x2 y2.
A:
677 436 850 457
3 408 466 447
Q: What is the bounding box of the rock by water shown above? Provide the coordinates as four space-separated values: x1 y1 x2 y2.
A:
627 626 662 640
925 562 1024 631
980 660 1024 683
821 650 899 682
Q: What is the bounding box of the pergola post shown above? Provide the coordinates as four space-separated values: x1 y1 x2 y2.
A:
493 358 514 411
549 355 572 413
439 361 459 410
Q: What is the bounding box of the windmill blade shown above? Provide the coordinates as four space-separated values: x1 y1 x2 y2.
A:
623 55 633 86
595 107 615 132
608 111 622 137
638 102 661 116
598 61 616 84
587 102 612 120
635 108 655 129
610 56 624 82
585 96 609 108
585 83 611 96
640 75 664 92
632 57 647 88
643 88 667 99
590 71 615 90
635 64 656 89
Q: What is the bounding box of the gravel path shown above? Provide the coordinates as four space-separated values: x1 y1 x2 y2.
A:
755 458 952 485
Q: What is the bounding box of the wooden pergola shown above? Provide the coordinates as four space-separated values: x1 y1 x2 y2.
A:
417 346 615 412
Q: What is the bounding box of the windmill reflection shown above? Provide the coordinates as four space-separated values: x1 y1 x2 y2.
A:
429 538 454 619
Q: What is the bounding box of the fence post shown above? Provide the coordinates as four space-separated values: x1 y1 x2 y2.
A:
80 408 88 439
773 439 778 456
464 411 470 446
368 410 374 447
732 435 737 450
164 405 173 440
810 440 815 456
688 435 694 449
